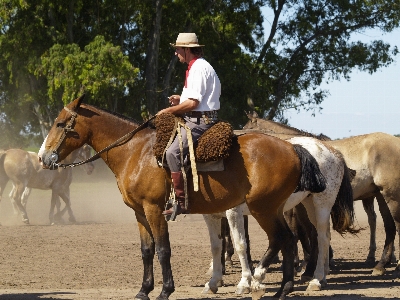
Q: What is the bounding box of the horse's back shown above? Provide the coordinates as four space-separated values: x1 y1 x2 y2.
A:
329 132 400 198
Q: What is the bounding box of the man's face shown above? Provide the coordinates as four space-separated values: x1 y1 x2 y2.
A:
175 47 188 63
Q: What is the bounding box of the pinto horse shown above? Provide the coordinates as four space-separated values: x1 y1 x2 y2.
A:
243 115 400 276
203 136 356 296
0 145 94 224
38 95 326 300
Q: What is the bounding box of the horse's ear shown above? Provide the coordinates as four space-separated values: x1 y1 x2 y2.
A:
245 110 253 120
76 94 85 108
70 94 85 111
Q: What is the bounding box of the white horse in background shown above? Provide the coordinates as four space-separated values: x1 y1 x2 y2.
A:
0 144 94 224
202 136 357 298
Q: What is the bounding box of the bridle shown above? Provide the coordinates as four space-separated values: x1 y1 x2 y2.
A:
47 105 155 170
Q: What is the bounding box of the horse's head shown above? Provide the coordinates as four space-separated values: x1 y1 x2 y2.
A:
243 111 260 130
39 94 89 169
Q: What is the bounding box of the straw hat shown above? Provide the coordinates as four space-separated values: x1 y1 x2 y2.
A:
170 33 204 47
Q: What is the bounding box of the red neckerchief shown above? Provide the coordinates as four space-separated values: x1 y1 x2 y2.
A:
184 57 199 88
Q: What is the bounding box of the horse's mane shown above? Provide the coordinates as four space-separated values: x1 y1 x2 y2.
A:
83 103 143 125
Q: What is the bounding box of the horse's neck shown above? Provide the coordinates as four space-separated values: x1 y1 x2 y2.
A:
82 106 151 174
260 120 302 135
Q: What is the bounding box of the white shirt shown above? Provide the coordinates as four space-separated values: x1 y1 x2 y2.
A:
180 58 221 111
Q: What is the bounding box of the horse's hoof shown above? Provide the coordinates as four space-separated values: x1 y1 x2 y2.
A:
320 279 327 288
306 279 322 291
236 285 250 294
250 281 266 300
372 267 386 275
134 292 150 300
217 279 223 287
273 281 293 300
69 217 77 223
23 219 30 225
202 282 218 294
300 274 313 284
155 293 170 300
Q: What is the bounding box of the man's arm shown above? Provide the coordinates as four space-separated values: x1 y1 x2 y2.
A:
157 98 199 115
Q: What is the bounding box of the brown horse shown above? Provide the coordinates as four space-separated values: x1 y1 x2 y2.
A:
243 114 400 276
38 95 326 300
0 145 94 225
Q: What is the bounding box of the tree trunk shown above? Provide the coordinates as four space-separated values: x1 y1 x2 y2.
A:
66 0 75 43
32 101 50 139
145 0 164 115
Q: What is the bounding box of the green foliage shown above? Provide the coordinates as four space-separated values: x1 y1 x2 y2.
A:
0 0 399 147
38 36 138 109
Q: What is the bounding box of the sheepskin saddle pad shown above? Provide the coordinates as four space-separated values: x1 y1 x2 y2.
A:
153 113 234 165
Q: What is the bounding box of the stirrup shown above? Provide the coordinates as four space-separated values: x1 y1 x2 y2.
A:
170 202 179 221
163 198 174 221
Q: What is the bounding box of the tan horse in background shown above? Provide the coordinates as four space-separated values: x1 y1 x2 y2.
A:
0 145 94 225
38 95 327 300
243 114 400 276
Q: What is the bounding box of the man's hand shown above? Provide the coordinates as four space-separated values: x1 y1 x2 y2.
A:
168 95 180 106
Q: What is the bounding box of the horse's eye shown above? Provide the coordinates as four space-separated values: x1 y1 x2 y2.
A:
56 122 66 128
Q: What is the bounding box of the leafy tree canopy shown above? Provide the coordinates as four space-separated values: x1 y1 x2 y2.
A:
0 0 399 149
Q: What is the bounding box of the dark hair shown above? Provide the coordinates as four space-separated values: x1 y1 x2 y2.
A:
189 47 204 57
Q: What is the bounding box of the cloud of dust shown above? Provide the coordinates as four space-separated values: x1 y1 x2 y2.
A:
0 160 137 226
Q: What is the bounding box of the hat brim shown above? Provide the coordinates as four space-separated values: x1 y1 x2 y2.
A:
170 43 205 48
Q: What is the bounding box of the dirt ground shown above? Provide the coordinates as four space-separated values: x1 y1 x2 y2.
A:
1 160 400 300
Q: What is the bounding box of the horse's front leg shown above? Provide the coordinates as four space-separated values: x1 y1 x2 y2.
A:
225 205 252 294
140 208 175 300
10 183 29 224
202 214 224 294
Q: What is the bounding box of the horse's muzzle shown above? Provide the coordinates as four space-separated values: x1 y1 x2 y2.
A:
39 151 59 170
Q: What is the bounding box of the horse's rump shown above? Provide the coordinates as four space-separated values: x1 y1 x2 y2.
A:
153 113 234 162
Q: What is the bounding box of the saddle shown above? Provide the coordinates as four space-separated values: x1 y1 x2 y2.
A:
153 113 234 170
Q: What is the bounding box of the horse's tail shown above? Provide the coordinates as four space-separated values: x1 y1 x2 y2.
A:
331 164 360 235
292 144 326 193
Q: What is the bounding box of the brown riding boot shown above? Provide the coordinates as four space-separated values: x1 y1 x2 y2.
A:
162 171 190 216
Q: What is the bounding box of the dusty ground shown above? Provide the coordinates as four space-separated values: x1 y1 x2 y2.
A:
1 160 400 299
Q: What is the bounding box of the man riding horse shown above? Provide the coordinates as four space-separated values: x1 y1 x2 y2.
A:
157 32 221 217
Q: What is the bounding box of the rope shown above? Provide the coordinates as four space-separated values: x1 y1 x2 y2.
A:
177 120 199 193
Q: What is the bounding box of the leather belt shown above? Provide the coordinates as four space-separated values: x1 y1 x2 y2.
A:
185 111 217 118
